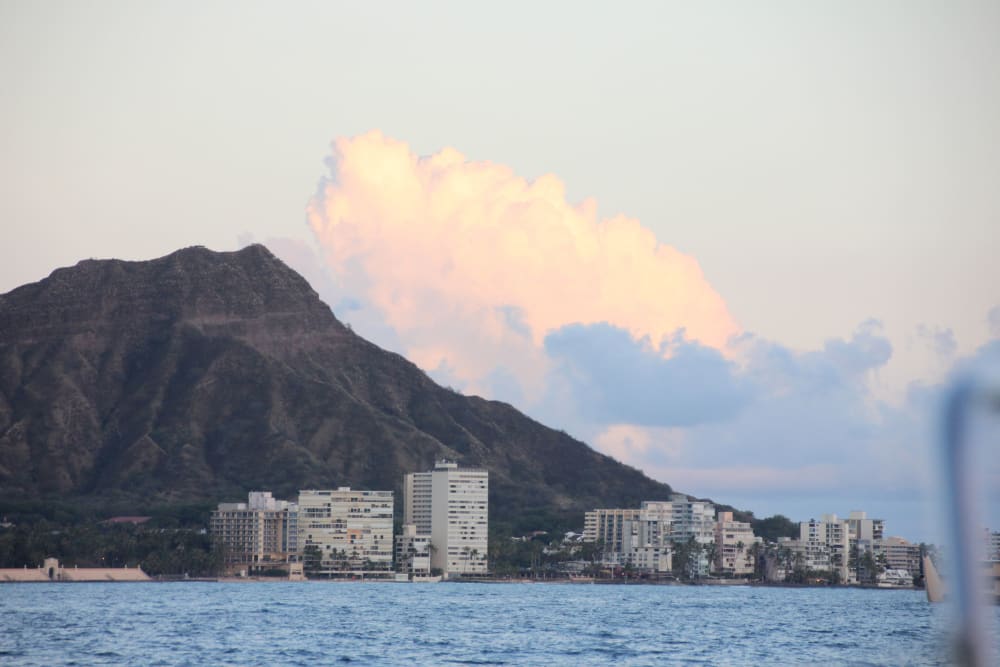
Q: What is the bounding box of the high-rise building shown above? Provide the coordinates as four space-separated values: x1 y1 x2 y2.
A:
773 510 886 584
847 510 885 583
297 488 394 575
847 510 885 543
882 536 921 576
771 514 851 582
790 515 849 579
666 495 716 544
583 497 721 576
404 460 488 577
582 508 642 557
210 491 298 573
715 511 759 577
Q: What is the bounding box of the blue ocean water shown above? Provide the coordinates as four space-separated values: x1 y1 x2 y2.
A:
1 582 997 666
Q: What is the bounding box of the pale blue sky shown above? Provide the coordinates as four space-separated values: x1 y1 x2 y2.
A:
2 1 998 540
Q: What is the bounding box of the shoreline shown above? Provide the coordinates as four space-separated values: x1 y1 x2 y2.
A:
0 575 921 592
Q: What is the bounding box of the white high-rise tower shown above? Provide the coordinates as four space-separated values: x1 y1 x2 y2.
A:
403 460 488 576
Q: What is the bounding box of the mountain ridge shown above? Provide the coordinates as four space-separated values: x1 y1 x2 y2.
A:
0 244 681 529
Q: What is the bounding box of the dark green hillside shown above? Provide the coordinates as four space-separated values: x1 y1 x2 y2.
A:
0 245 672 529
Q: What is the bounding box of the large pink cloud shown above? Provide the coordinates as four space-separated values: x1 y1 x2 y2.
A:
306 131 738 396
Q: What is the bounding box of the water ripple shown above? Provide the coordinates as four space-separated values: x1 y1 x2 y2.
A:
1 582 997 665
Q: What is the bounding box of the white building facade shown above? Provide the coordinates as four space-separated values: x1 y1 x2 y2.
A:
847 510 886 583
209 491 298 572
882 536 920 580
583 496 721 576
394 523 432 577
715 511 759 577
582 508 642 561
297 488 394 575
404 460 488 577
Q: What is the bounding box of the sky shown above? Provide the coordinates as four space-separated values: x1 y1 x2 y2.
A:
2 1 999 542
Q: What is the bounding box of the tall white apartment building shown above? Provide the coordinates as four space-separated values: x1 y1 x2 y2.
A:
210 491 298 572
667 495 716 577
630 502 673 573
773 511 883 583
404 460 488 577
667 494 716 544
297 488 394 574
583 497 720 575
795 516 846 574
847 510 885 544
774 514 850 581
847 510 885 583
584 505 672 573
403 470 433 534
822 514 850 583
583 508 642 557
715 511 759 576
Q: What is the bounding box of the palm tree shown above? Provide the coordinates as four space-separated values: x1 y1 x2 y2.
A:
749 542 764 581
302 545 322 576
734 540 746 576
469 548 481 572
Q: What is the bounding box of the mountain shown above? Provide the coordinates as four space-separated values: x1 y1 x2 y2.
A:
0 244 675 529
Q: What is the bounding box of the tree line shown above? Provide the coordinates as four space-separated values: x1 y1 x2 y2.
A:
0 520 224 577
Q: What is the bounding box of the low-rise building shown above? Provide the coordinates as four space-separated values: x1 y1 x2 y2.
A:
882 536 920 579
395 523 432 577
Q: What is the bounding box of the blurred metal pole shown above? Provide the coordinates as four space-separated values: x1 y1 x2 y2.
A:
942 376 997 667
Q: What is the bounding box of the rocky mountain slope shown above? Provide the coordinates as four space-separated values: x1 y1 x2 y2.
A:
0 245 675 527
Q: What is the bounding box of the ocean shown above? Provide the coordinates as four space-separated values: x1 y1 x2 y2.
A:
2 582 997 665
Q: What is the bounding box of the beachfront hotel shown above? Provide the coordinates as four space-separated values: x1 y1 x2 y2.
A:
210 491 299 573
297 488 394 575
715 511 760 577
771 511 907 585
211 488 395 576
583 496 720 576
404 460 489 577
394 523 432 577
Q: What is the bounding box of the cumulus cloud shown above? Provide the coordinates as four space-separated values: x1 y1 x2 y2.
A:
287 132 984 537
306 131 738 399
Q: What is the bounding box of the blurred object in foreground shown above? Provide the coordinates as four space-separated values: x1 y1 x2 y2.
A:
939 365 1000 667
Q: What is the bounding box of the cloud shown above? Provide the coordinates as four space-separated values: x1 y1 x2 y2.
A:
287 132 988 537
915 324 958 359
990 305 1000 339
547 320 896 464
821 319 893 376
533 318 929 524
306 131 739 399
543 323 749 427
581 326 1000 533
